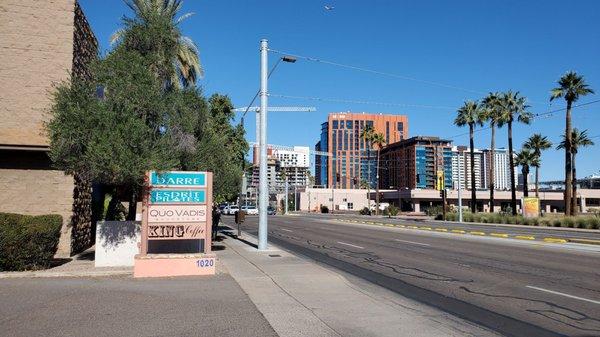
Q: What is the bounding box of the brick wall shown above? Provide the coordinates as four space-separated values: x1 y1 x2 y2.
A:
0 0 76 146
0 169 75 257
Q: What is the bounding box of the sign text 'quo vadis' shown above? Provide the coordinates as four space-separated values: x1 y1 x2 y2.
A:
148 224 205 240
150 171 206 187
148 204 207 223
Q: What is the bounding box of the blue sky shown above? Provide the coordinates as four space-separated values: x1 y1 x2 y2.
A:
80 0 600 180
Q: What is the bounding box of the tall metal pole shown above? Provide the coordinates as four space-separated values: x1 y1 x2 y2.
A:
284 174 289 215
458 155 463 222
258 39 269 250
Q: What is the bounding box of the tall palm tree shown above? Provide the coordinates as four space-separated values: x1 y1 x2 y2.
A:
111 0 203 88
497 91 532 215
523 134 552 198
550 72 594 216
481 92 503 212
557 129 595 214
360 125 375 211
454 101 484 213
515 149 539 198
371 132 386 215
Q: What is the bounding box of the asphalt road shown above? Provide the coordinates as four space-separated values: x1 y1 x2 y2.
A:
223 214 600 337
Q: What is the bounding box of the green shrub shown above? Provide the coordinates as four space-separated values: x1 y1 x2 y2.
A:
575 217 587 229
0 212 62 271
532 217 540 226
463 213 473 222
586 217 600 230
386 205 399 216
359 207 370 215
552 219 562 227
320 205 329 214
563 217 575 228
522 218 531 226
424 205 443 217
445 213 457 221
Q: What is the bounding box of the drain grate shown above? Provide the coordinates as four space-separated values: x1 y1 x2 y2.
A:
268 254 282 258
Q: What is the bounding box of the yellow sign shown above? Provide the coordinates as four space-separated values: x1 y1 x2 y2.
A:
522 197 540 218
436 171 444 191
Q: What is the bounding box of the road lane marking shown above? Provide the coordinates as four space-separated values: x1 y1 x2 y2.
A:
490 233 509 238
408 226 419 229
469 231 486 236
394 239 431 247
526 286 600 305
435 228 448 232
451 230 466 234
337 241 364 249
515 235 535 240
543 238 567 243
396 225 406 228
279 228 293 232
420 227 432 230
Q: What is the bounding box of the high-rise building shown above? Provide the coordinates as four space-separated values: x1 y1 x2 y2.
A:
379 136 453 190
0 0 97 256
317 112 409 188
452 146 485 190
482 148 518 191
250 145 311 191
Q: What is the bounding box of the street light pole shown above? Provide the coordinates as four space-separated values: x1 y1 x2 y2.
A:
284 174 289 215
458 155 463 222
258 39 269 250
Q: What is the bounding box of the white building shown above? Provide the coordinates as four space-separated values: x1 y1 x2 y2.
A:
272 146 310 168
482 148 519 191
451 146 484 190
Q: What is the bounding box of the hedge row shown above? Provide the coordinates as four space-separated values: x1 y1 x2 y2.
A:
0 212 63 271
438 212 600 229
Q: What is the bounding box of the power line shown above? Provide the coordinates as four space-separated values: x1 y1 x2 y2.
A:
269 93 454 110
268 48 486 95
445 99 600 141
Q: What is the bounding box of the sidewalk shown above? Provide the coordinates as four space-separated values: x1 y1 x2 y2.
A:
217 231 498 337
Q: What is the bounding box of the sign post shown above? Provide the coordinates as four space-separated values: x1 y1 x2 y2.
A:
134 171 216 277
522 197 540 218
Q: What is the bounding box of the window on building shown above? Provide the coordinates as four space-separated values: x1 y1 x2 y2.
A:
397 122 403 132
346 120 352 129
386 121 390 144
332 120 338 129
366 120 373 128
348 202 354 210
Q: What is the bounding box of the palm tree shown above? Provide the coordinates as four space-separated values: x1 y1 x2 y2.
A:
111 0 203 88
360 125 375 211
523 134 552 198
515 149 539 197
481 92 503 212
454 101 484 213
371 132 386 215
550 72 594 216
557 129 595 214
497 91 532 215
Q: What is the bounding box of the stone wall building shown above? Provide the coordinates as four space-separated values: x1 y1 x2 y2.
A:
0 0 98 256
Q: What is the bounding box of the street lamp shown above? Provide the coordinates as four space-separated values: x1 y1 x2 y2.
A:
258 39 296 250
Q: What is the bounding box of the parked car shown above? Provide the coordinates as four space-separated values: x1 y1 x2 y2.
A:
218 204 228 214
267 206 276 215
241 205 258 215
224 205 239 215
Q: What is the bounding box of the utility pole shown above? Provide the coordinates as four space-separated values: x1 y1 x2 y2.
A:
258 39 269 250
458 156 463 222
284 174 289 215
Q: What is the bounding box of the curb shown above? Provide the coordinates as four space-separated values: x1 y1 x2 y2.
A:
0 269 132 279
567 238 600 245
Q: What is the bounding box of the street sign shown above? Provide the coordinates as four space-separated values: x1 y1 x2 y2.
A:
150 189 206 203
149 171 206 187
522 197 540 218
436 170 445 190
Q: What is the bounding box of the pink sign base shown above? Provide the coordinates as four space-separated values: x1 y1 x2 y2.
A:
133 253 216 278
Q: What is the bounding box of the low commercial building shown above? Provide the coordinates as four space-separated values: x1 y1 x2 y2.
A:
0 0 97 256
298 187 369 212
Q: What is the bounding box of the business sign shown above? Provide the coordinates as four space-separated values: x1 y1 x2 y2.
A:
150 189 206 204
148 224 205 240
147 204 207 223
149 171 206 187
135 170 214 278
522 197 540 218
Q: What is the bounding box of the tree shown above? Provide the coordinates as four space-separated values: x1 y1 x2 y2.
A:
557 129 595 214
515 149 539 197
454 101 484 213
497 91 532 215
550 72 594 216
523 134 552 198
111 0 203 88
371 132 386 215
360 125 375 210
481 92 503 212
